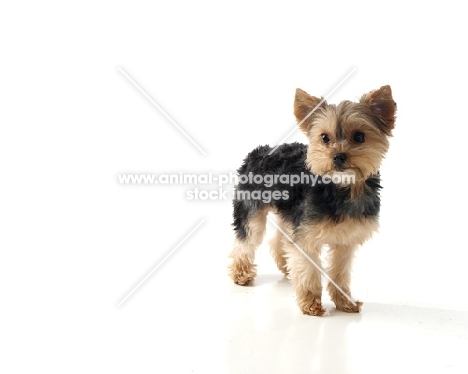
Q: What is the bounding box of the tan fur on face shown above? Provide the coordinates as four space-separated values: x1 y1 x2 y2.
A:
294 85 396 195
306 102 389 181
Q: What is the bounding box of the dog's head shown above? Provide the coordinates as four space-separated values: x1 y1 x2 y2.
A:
294 85 396 185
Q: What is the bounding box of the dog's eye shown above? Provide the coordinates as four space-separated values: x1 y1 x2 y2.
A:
352 131 365 143
321 134 330 144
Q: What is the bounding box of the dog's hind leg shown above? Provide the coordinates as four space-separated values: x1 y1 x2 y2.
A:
268 214 291 276
229 202 268 286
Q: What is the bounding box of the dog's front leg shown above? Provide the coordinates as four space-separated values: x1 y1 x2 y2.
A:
286 235 325 316
326 244 362 313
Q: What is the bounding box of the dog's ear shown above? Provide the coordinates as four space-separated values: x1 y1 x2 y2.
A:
294 88 324 133
360 85 397 135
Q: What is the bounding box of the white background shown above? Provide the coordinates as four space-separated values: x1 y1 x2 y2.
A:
1 1 468 372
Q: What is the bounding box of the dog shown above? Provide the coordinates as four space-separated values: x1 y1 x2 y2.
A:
228 85 396 315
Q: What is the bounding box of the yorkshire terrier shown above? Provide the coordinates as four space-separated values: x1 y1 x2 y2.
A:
228 85 396 316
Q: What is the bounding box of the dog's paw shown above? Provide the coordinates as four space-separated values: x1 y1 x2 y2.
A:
335 299 363 313
229 261 257 286
297 294 326 316
328 284 363 313
231 271 256 286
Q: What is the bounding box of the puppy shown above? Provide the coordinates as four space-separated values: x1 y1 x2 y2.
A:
229 86 396 315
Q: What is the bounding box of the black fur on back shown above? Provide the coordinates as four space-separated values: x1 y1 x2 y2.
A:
232 142 381 240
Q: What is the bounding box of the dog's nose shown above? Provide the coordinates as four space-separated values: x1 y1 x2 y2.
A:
333 153 347 166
